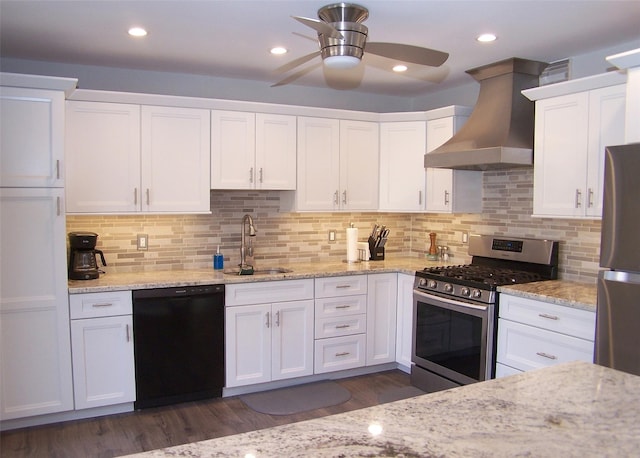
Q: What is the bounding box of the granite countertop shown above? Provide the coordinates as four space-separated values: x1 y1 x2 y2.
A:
499 280 597 312
124 361 640 457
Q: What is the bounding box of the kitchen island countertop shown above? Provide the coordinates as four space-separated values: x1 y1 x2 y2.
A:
124 361 639 457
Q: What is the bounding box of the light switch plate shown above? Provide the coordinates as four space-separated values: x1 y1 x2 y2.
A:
137 234 148 251
328 230 336 242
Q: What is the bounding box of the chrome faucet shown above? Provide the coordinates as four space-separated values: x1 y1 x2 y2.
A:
240 214 257 268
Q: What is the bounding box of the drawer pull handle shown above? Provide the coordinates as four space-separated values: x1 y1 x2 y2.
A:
335 324 350 329
538 313 559 320
335 351 350 357
126 324 131 342
335 305 351 309
335 285 351 289
536 352 557 360
92 303 113 308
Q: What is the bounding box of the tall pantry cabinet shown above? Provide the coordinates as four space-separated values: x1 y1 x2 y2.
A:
0 74 77 421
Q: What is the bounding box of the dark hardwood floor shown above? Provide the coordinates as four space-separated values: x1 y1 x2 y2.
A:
1 370 412 458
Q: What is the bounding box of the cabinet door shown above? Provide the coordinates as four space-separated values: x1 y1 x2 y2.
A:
533 93 589 217
378 121 426 211
0 188 73 420
395 273 414 371
340 120 379 211
256 113 297 190
71 315 135 409
66 101 141 213
271 300 314 381
366 273 397 365
141 106 211 212
1 87 65 188
225 304 271 387
585 84 626 217
296 117 340 210
211 110 255 189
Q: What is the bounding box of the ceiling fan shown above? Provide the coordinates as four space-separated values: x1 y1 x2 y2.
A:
273 2 449 86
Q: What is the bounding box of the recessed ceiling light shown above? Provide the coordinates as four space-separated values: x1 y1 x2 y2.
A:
392 64 408 72
477 33 497 43
270 47 288 55
128 27 148 37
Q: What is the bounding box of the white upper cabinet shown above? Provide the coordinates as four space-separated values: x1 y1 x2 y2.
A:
528 77 626 218
66 101 210 213
294 117 378 211
211 111 296 190
379 121 427 211
425 111 482 213
1 87 65 188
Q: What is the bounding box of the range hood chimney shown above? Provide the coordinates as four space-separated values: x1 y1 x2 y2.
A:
425 58 548 171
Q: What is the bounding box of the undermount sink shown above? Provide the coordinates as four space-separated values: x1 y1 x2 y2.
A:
223 267 293 276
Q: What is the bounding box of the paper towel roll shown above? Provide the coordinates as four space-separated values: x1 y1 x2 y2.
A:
346 227 359 262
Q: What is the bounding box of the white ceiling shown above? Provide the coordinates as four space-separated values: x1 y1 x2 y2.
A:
1 1 639 97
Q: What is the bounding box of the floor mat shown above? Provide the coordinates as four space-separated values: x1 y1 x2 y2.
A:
377 385 426 404
240 381 351 416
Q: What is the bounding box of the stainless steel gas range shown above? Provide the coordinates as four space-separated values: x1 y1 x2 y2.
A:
411 234 559 393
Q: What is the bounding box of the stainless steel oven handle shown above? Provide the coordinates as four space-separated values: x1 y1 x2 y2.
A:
414 289 489 311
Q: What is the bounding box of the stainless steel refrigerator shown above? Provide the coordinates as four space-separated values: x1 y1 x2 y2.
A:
595 143 640 376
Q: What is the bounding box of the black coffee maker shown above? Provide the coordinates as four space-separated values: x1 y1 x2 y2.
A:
68 232 107 280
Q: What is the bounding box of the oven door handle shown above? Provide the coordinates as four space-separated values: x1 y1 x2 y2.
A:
413 289 489 312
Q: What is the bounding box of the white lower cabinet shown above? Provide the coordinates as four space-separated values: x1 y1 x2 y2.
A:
225 280 314 387
395 273 415 371
496 293 596 376
69 291 135 409
366 273 397 366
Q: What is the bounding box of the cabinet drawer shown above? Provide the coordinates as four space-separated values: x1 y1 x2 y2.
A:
497 319 594 372
315 314 366 339
314 334 366 374
499 294 595 341
226 279 314 306
495 362 523 378
69 291 132 319
315 295 367 318
315 275 367 298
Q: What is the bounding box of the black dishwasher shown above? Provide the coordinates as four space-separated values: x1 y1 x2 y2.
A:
132 284 225 409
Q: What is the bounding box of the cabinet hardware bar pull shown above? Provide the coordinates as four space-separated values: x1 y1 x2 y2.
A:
56 159 60 180
134 188 138 205
342 190 347 205
56 196 61 216
250 167 254 183
538 313 559 320
444 190 450 206
335 285 351 289
536 351 557 360
126 324 130 342
334 190 339 205
335 305 351 309
335 324 350 329
588 188 594 208
275 310 280 327
265 311 270 328
575 189 582 208
418 190 422 205
92 303 113 307
335 352 350 357
259 168 263 183
146 189 150 206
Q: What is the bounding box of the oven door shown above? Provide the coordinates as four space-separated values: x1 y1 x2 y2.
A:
412 289 494 386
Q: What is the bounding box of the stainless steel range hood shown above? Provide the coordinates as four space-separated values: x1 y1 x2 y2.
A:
424 58 548 171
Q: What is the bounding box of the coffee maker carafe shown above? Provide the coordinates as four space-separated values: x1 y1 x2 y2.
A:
68 232 107 280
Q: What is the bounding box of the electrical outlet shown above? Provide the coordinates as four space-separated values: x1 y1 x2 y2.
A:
328 230 336 242
137 234 148 251
462 231 469 244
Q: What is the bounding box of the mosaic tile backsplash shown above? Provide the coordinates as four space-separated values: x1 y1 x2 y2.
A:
67 169 601 283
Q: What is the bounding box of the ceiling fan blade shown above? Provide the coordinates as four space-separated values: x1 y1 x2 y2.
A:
271 62 323 87
291 15 344 39
274 51 321 74
366 42 449 67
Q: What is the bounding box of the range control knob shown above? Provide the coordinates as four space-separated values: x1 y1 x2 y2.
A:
427 279 437 289
419 278 428 287
444 283 453 293
460 287 471 297
472 289 482 299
